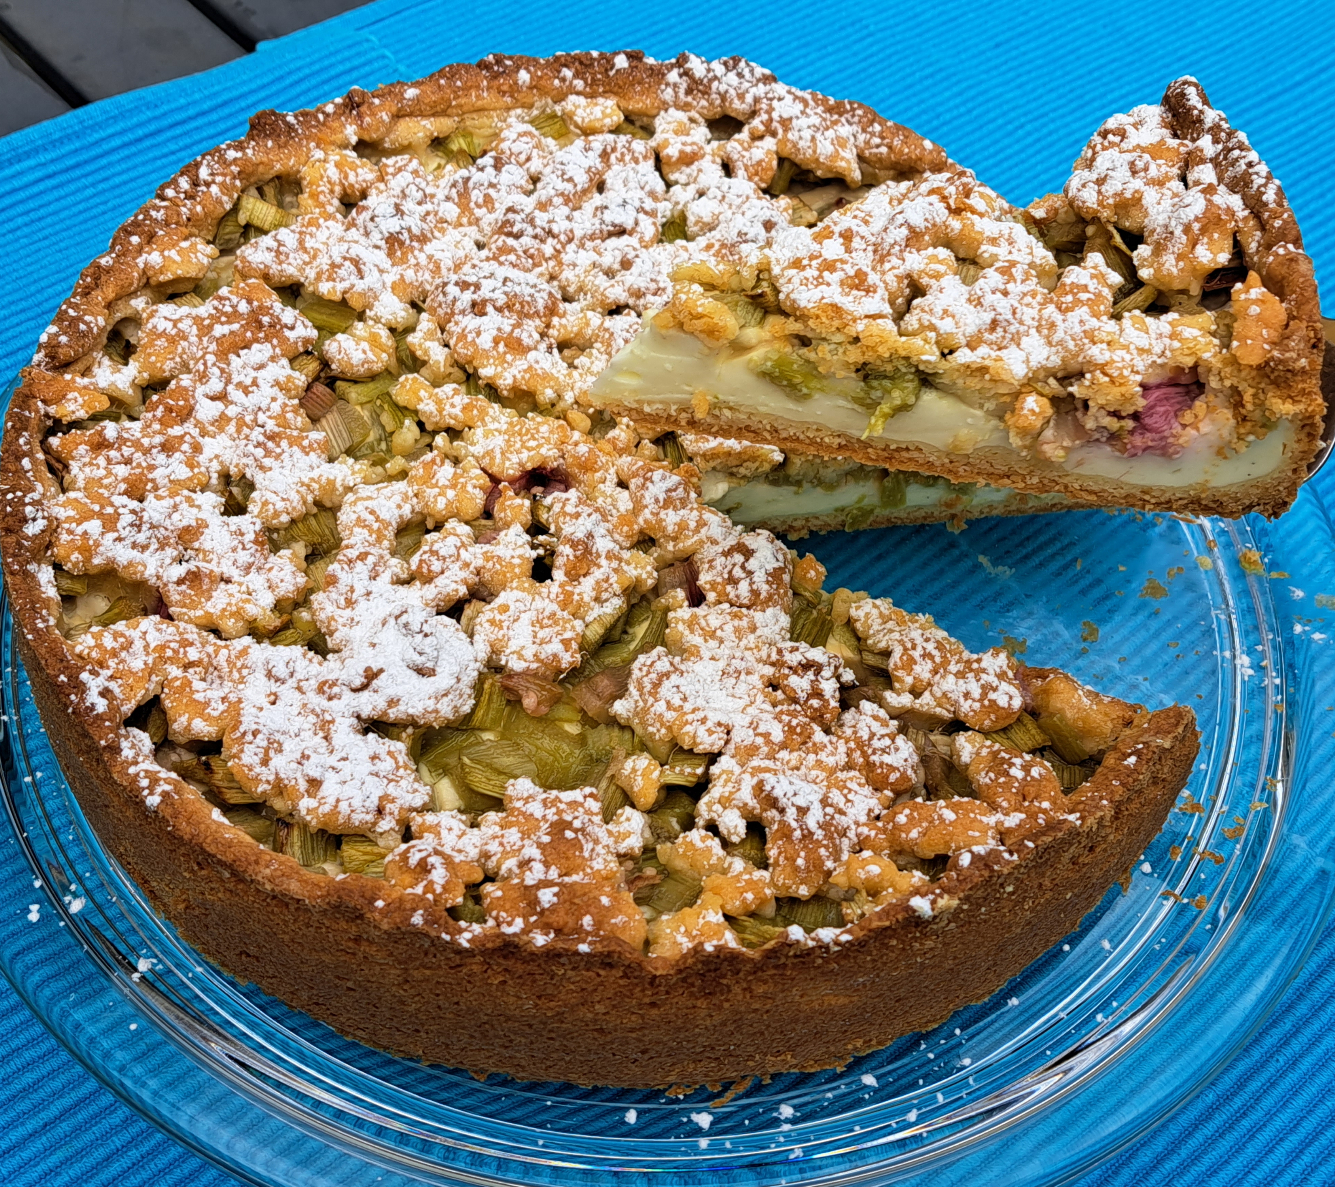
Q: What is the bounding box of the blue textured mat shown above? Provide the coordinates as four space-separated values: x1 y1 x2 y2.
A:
1 1 1332 1183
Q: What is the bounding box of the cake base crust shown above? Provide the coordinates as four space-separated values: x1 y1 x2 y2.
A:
9 524 1197 1085
614 399 1320 521
718 488 1090 536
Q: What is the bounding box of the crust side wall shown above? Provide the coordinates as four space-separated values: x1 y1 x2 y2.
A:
15 605 1197 1087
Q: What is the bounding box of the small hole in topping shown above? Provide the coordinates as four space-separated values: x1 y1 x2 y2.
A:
707 116 746 142
268 177 302 215
449 888 487 925
66 407 130 433
273 818 339 869
40 437 67 484
194 254 235 302
571 665 632 725
527 110 570 141
1203 242 1247 293
236 185 295 240
769 157 798 196
366 720 411 742
656 559 702 606
909 853 951 881
270 507 340 554
393 521 425 563
104 326 135 365
655 431 685 467
339 835 388 879
779 167 824 196
613 118 653 140
125 696 168 747
56 573 162 639
462 373 501 402
52 566 85 598
1117 227 1145 253
645 789 698 845
223 475 254 516
770 896 844 932
660 212 688 243
517 466 570 496
262 617 329 656
921 746 973 800
214 204 244 250
497 672 565 718
725 822 767 869
483 481 503 518
625 855 663 897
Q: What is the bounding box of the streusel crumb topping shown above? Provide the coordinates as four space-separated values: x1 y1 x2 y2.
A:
45 319 1128 951
24 53 1151 955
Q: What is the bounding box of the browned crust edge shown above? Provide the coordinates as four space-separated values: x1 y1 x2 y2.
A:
16 600 1197 1085
1162 79 1324 380
1 374 1197 1083
605 78 1325 522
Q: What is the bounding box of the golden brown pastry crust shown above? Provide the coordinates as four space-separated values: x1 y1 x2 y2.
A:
721 490 1090 537
0 54 1201 1086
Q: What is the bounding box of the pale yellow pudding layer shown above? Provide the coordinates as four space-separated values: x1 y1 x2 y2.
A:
703 468 1071 529
589 325 1294 490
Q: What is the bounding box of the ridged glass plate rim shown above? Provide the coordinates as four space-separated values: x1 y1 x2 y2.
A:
0 526 1309 1187
1 355 1332 1185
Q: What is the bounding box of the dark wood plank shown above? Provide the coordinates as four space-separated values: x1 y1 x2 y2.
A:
190 0 370 44
0 0 243 102
0 37 68 134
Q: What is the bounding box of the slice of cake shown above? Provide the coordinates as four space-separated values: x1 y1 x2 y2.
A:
589 78 1324 519
2 52 1200 1086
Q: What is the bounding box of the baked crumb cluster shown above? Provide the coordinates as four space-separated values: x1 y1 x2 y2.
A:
23 55 1153 956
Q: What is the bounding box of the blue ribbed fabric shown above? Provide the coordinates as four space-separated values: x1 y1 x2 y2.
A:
1 2 1332 1183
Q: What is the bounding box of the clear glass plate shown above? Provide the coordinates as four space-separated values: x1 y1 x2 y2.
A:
3 382 1334 1186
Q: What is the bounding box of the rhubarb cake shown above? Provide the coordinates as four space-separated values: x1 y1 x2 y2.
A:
1 52 1198 1086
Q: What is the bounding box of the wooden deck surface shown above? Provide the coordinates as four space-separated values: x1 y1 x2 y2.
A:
0 0 368 136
